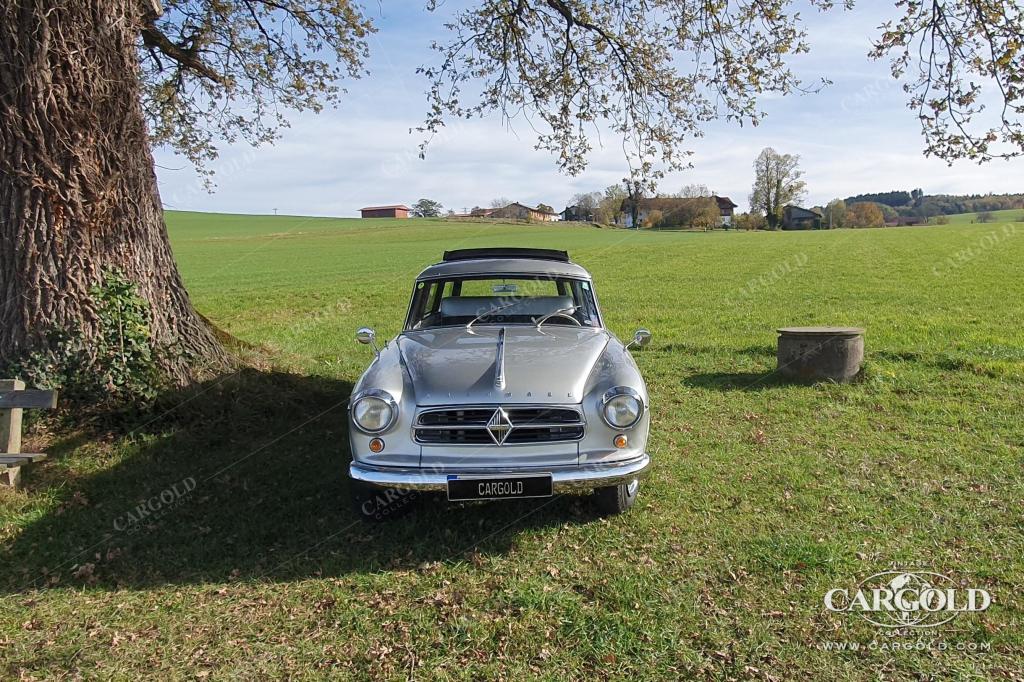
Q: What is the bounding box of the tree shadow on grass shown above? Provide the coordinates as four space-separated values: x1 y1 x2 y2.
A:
0 369 597 594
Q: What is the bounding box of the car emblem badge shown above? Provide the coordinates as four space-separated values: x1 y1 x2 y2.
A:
486 407 514 445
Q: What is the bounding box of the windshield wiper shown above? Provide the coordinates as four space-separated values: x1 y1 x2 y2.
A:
536 305 582 329
466 301 520 330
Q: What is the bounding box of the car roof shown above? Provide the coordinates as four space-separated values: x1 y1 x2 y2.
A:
417 253 593 280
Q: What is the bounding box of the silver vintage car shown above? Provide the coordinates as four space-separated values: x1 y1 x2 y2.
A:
348 248 651 519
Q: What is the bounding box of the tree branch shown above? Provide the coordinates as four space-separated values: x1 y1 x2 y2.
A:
140 23 226 85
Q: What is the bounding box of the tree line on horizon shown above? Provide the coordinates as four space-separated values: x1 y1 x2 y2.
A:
843 191 1024 218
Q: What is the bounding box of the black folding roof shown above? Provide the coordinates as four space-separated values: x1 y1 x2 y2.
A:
441 248 570 263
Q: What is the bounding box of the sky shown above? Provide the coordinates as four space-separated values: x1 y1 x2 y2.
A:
154 1 1024 217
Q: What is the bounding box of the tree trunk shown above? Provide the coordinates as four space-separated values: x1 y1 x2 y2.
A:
0 0 229 384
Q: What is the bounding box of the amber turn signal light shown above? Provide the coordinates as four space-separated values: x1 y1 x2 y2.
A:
613 434 628 449
369 437 385 453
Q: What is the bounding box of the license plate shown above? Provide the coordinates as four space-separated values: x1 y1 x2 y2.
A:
446 473 553 502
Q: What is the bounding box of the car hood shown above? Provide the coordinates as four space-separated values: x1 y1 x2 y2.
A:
398 326 610 406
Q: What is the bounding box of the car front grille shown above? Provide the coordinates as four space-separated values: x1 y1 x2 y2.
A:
415 406 585 445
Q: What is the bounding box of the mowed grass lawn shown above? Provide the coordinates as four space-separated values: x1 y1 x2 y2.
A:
2 212 1022 679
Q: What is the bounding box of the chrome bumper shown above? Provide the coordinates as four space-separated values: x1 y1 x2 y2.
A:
349 453 651 493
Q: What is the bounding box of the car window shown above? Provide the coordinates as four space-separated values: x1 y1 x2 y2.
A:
406 276 601 329
457 278 559 297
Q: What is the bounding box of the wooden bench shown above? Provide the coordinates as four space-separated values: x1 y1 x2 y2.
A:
0 379 58 489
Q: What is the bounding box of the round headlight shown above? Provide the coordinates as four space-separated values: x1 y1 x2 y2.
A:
601 388 643 429
352 391 397 433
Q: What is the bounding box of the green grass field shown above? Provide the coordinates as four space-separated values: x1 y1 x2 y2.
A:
944 207 1024 224
2 212 1022 679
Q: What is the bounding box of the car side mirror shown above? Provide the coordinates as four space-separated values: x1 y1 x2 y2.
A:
356 327 380 355
626 328 652 351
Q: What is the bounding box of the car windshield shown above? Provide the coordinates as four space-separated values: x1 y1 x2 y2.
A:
405 275 601 330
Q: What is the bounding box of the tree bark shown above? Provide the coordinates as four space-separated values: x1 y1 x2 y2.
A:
0 0 229 384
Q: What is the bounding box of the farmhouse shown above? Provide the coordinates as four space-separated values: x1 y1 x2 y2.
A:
781 205 823 230
622 195 738 228
360 204 411 219
561 205 587 221
715 196 738 226
490 202 560 222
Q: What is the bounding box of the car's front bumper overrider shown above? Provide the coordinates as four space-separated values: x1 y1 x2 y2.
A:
349 453 651 493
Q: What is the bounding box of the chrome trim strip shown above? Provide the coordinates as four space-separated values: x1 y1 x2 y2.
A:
415 404 585 422
415 433 585 446
414 423 582 430
494 327 506 390
350 453 651 492
599 386 645 429
349 389 399 434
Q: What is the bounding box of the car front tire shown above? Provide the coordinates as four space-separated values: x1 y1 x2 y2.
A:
592 478 640 515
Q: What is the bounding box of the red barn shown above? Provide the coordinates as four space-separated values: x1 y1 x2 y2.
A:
360 204 411 219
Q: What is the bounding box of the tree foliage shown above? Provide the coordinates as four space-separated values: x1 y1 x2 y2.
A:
567 185 629 224
749 148 807 229
734 212 767 231
140 0 374 180
412 198 444 217
417 0 1024 188
844 190 913 207
126 0 1024 194
419 0 827 189
848 202 886 227
843 191 1024 218
676 183 712 198
599 184 628 224
824 199 847 228
660 197 720 230
128 1 1024 189
569 192 601 218
870 1 1024 162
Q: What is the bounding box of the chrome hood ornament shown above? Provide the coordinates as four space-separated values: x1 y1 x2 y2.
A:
493 327 507 390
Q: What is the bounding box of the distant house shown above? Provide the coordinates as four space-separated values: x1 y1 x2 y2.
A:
622 195 738 228
563 204 601 221
360 204 410 219
561 205 583 221
715 196 738 226
490 202 560 222
782 205 823 230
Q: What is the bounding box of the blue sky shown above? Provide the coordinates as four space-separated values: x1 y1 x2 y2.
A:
154 1 1024 217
